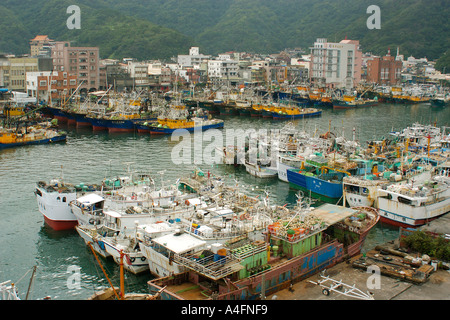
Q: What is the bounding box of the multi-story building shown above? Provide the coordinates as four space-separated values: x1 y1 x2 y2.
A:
50 41 100 93
309 38 362 89
0 55 11 88
127 61 151 88
207 59 239 85
366 49 403 85
7 56 53 92
104 61 134 92
26 71 77 103
177 47 211 68
30 35 54 57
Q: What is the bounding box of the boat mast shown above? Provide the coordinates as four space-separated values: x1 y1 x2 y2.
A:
25 265 37 300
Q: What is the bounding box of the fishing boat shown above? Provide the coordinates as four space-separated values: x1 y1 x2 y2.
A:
250 103 265 117
430 93 449 107
332 97 378 109
138 199 275 278
343 162 433 208
389 122 443 153
35 177 119 231
244 160 278 178
73 186 202 262
101 221 178 275
145 116 224 135
0 123 66 149
286 154 355 202
147 204 379 300
35 180 81 231
34 166 149 231
235 100 253 116
376 174 450 228
217 100 239 116
271 106 322 120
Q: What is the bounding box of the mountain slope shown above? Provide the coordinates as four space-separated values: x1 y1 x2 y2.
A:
0 0 448 61
99 0 450 59
0 0 193 60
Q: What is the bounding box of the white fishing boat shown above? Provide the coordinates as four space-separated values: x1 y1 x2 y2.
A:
343 164 433 208
377 175 450 227
76 224 113 258
102 221 178 275
74 192 208 263
140 229 208 278
389 122 442 151
244 160 278 178
69 193 106 226
34 169 139 231
35 180 80 231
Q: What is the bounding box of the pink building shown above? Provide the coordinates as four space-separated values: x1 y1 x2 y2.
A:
51 41 100 93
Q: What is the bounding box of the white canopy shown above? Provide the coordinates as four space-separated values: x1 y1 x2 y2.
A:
76 193 104 206
153 232 206 254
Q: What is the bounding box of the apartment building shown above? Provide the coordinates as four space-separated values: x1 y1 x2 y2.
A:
310 38 362 89
207 59 239 84
30 35 54 57
51 41 100 93
26 71 77 102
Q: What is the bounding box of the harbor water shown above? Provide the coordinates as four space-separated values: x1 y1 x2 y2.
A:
0 103 449 300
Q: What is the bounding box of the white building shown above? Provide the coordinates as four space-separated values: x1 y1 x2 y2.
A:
207 59 239 80
26 71 55 100
127 61 150 87
309 38 362 89
177 47 211 69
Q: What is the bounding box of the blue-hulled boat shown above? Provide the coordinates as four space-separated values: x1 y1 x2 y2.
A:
286 169 345 202
0 123 66 149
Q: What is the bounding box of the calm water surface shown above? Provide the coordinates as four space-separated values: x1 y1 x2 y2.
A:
0 103 448 299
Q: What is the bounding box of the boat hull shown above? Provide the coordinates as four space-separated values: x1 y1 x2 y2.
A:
103 241 149 275
377 197 450 228
76 226 111 258
272 110 322 120
149 239 347 300
148 122 224 135
0 135 66 149
43 215 78 231
244 162 277 178
430 99 448 107
287 169 343 201
35 184 78 231
277 161 299 183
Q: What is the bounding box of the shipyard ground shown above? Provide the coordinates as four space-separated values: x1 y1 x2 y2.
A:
266 257 450 300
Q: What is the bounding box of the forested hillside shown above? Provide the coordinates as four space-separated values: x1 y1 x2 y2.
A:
1 0 448 61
